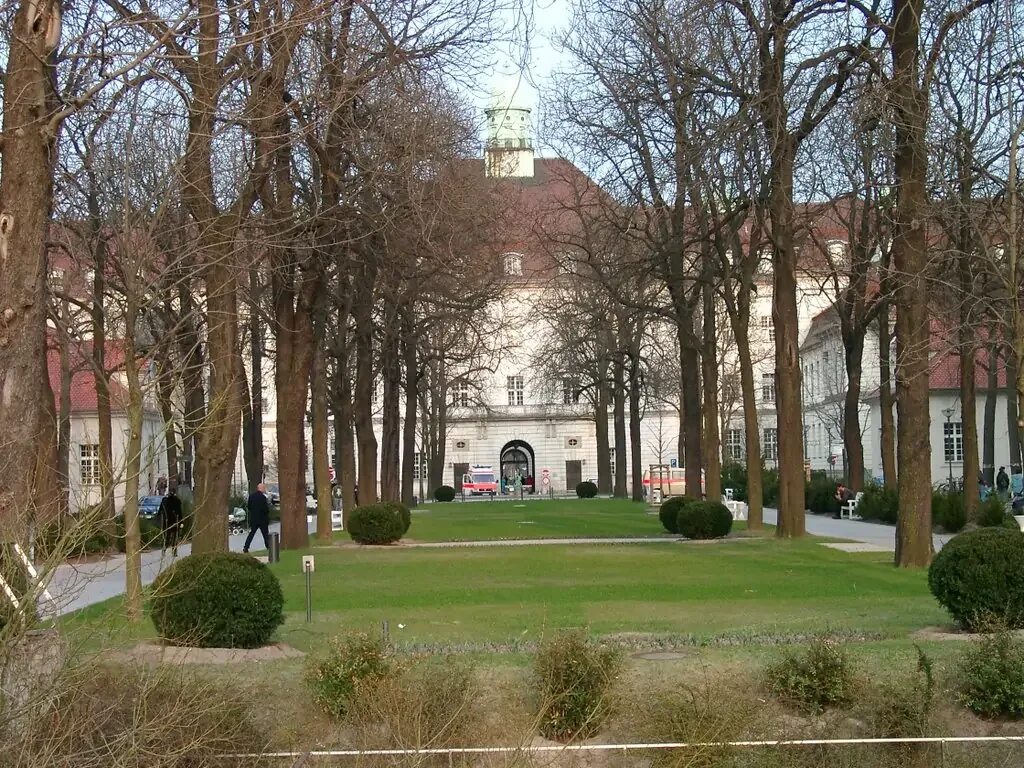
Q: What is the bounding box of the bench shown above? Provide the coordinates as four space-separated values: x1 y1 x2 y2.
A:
840 491 864 520
723 498 748 521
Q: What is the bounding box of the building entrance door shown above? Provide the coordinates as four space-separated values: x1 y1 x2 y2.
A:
453 463 469 492
565 460 582 491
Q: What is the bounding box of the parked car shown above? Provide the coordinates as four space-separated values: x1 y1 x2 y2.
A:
265 483 281 506
139 495 163 519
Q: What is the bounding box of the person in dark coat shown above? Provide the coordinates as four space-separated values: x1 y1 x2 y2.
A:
243 482 271 553
997 467 1011 499
158 487 183 557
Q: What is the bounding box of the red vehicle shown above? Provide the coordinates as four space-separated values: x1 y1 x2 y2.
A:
462 465 498 496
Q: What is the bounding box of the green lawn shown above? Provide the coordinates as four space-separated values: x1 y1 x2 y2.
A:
382 498 669 541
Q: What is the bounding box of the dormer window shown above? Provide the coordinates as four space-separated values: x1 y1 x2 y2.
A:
503 252 523 276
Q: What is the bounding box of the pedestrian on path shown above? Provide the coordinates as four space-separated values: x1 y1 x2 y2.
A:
834 484 854 519
997 467 1010 499
243 483 271 553
159 487 183 557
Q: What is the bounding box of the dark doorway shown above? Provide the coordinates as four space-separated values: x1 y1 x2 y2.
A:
565 460 582 490
453 463 469 492
499 440 535 487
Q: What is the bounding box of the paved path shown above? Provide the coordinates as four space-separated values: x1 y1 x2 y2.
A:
762 508 953 552
45 522 290 617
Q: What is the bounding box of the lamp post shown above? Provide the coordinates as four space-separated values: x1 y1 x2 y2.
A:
942 406 956 487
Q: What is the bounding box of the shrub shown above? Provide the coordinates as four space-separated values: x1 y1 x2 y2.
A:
855 483 898 524
868 647 936 764
659 496 695 534
765 637 855 712
720 462 748 502
150 552 284 648
434 485 457 502
928 527 1024 630
575 481 598 499
345 658 480 756
932 491 967 533
762 467 780 507
958 627 1024 717
806 473 840 516
677 500 733 540
933 528 1024 630
348 503 404 544
113 514 164 553
381 501 412 535
532 630 620 742
305 632 394 719
978 495 1009 527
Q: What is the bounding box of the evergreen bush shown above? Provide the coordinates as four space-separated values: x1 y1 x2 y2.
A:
434 485 457 502
677 500 733 540
348 504 405 544
575 481 598 499
855 483 898 524
658 496 695 534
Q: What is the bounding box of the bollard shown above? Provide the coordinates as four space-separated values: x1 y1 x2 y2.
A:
268 532 280 563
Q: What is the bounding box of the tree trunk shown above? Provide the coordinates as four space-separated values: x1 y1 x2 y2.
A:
735 323 763 528
312 343 332 542
379 313 401 503
595 369 611 495
891 0 933 567
122 325 144 622
243 267 265 490
400 325 418 507
842 333 866 491
983 342 997 485
702 278 722 501
679 342 703 497
57 331 72 517
878 306 897 490
92 255 115 523
176 290 205 492
628 355 643 503
612 356 627 498
274 309 313 550
337 370 357 519
353 287 378 505
1007 348 1022 472
192 260 243 554
0 0 62 546
156 353 179 491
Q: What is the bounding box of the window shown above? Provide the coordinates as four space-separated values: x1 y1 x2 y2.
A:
454 439 467 450
760 315 775 342
412 452 425 480
452 379 471 407
725 429 744 461
503 252 523 276
507 375 524 405
609 447 616 478
761 373 776 404
562 378 580 405
80 444 100 485
944 421 964 463
504 139 513 149
763 428 778 461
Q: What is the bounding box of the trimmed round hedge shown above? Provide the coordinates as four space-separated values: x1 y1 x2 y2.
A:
928 527 1024 630
576 481 598 499
659 496 695 534
348 503 405 544
150 552 284 648
434 485 456 502
677 500 733 540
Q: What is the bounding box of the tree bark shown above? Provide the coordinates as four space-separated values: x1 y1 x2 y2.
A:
336 368 357 518
57 331 71 517
842 334 866 490
400 320 418 507
878 306 897 490
0 0 62 546
379 308 401 503
612 355 627 498
122 315 144 622
595 365 611 495
702 276 722 501
1007 348 1021 472
312 343 332 542
983 342 997 485
353 277 378 505
627 352 644 503
735 323 764 528
679 342 703 497
176 289 205 491
91 247 115 524
243 267 265 491
156 352 179 491
891 0 933 567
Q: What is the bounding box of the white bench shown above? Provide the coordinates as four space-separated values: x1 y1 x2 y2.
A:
840 491 863 520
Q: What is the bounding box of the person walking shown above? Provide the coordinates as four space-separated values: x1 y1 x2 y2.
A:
243 482 271 553
158 487 183 557
997 466 1010 500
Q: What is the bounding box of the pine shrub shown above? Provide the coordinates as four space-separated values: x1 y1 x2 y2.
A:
150 552 284 648
575 481 598 499
348 504 405 544
978 495 1010 527
855 483 898 524
677 500 733 540
932 491 967 533
658 496 694 534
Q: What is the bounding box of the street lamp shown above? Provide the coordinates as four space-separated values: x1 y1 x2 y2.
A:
942 406 956 487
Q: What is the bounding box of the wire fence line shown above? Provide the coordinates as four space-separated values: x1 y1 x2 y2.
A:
230 735 1024 761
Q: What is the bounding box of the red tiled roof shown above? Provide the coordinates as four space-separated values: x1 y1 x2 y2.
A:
46 336 144 413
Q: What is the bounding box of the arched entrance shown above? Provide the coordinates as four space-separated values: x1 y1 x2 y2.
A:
499 440 535 492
